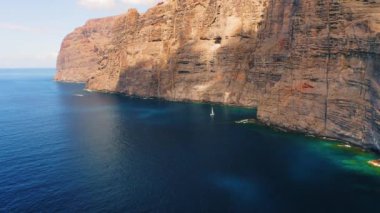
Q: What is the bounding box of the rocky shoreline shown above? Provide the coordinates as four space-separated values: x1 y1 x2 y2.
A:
235 117 380 156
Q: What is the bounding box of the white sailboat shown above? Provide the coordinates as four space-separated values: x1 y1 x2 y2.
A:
210 107 215 117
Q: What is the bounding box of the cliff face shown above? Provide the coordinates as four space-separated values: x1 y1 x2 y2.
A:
258 0 380 149
55 16 116 82
56 0 380 150
86 0 267 105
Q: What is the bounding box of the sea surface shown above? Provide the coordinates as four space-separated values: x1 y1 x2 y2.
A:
1 68 380 212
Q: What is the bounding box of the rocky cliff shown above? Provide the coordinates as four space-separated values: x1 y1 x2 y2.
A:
55 0 380 151
55 16 116 82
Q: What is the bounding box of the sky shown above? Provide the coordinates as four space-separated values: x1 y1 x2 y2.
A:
0 0 161 68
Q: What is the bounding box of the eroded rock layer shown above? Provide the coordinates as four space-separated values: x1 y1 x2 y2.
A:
55 0 380 150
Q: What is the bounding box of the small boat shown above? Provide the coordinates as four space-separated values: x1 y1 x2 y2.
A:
74 94 84 97
210 107 215 117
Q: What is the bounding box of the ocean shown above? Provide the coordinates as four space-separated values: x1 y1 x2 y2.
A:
0 68 380 212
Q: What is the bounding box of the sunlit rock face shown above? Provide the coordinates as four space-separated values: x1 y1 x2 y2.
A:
56 0 380 150
85 0 267 104
55 16 116 82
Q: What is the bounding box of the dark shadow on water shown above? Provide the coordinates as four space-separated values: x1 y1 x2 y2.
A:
51 82 380 213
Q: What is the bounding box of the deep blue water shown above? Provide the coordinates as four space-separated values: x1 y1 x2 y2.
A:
1 69 380 212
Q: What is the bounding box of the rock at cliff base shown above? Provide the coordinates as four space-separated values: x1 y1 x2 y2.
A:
368 160 380 168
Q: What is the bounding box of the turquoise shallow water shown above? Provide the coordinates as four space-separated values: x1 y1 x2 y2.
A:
0 69 380 212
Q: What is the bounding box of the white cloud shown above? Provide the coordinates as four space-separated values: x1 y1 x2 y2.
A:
121 0 162 6
78 0 116 10
77 0 165 11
